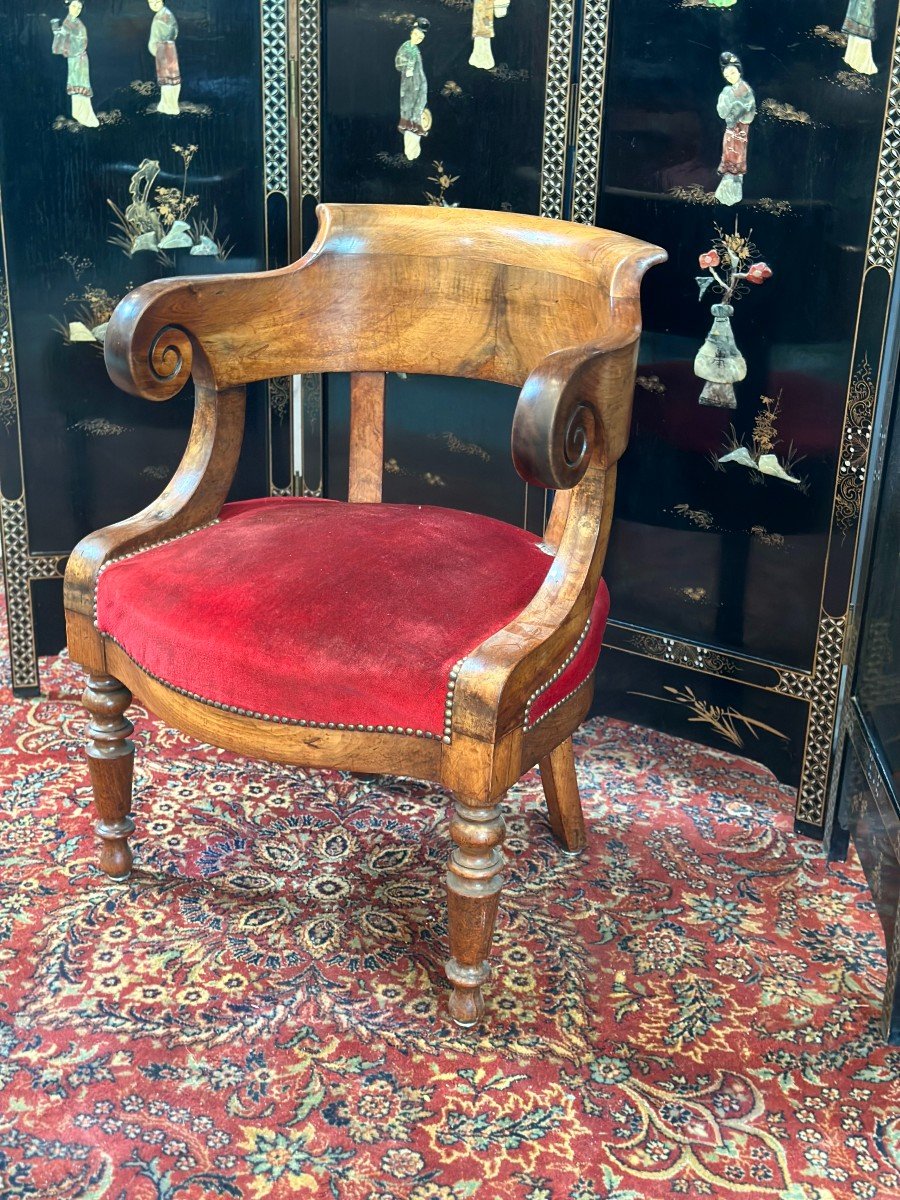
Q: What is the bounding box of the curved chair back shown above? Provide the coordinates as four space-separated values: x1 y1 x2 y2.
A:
106 203 666 394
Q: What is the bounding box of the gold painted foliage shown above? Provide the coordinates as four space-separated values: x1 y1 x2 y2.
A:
673 504 715 530
712 392 807 490
172 143 199 167
673 187 791 216
811 24 847 48
756 198 792 216
752 394 780 454
376 151 416 170
61 253 92 282
70 418 128 437
636 374 666 395
835 70 873 92
154 187 198 229
750 525 785 548
69 285 121 326
56 255 133 348
384 458 446 487
424 162 460 207
488 64 529 83
761 98 812 125
434 431 491 461
158 144 201 226
717 226 756 266
669 185 717 206
53 110 122 133
630 685 789 749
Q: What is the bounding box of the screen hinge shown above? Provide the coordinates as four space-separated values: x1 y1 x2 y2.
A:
566 79 580 150
842 602 860 669
288 56 299 120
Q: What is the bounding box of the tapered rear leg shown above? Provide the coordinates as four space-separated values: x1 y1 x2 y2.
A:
445 800 506 1027
83 673 136 880
539 736 587 855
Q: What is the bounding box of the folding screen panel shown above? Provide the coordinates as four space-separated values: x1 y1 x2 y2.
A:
0 2 292 694
587 1 900 834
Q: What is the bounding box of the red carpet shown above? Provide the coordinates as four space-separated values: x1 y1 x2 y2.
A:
1 594 899 1198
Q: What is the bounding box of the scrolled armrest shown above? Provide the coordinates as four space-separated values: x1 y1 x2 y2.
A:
511 337 640 489
104 280 203 401
145 322 195 393
64 382 247 620
103 270 289 402
103 209 336 401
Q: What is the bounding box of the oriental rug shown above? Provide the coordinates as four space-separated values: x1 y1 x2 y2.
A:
0 595 898 1199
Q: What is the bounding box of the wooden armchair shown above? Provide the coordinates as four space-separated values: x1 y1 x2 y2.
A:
63 204 665 1026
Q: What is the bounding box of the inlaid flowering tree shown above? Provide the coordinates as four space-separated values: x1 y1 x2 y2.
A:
694 225 772 408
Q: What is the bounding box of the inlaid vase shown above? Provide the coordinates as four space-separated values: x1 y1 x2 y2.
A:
694 303 746 409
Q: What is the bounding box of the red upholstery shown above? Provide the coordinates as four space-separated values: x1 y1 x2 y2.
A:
95 498 610 739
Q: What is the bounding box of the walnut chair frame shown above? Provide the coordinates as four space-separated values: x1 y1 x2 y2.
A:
64 204 665 1026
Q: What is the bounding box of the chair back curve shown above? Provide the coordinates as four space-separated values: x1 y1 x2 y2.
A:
105 204 666 396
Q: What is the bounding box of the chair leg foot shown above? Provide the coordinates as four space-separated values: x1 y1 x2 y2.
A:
83 673 136 880
539 736 587 855
445 800 505 1027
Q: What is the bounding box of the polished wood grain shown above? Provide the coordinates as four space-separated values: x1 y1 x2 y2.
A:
104 640 442 778
446 802 506 1027
83 674 136 881
348 372 386 503
66 203 665 1024
64 382 246 670
540 737 587 855
102 205 664 398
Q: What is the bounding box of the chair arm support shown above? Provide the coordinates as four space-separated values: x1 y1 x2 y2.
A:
449 462 616 747
454 337 642 746
63 383 246 620
511 337 640 489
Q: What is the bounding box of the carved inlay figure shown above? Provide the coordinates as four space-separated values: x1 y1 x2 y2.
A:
715 52 756 206
470 0 510 71
148 0 181 116
396 18 430 161
843 0 877 74
50 1 99 129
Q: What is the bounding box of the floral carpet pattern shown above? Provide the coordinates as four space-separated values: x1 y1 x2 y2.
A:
1 600 899 1199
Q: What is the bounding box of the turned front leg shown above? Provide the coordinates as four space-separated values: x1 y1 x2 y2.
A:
83 674 136 880
445 800 506 1027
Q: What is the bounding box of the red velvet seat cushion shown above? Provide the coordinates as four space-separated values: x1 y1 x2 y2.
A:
95 498 609 740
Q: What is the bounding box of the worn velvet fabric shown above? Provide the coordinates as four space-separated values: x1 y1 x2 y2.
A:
96 497 610 736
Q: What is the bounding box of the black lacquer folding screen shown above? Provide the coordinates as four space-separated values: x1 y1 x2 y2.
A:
0 2 292 694
592 1 900 835
2 0 899 838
